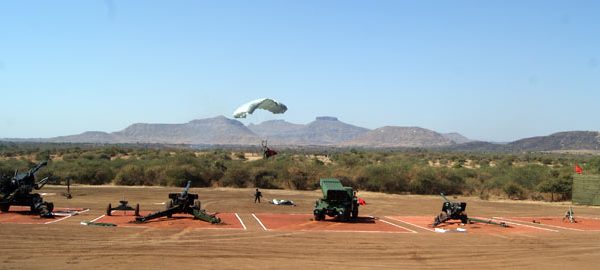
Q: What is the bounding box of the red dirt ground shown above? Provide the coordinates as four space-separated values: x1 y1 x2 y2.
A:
92 210 244 229
253 213 415 233
0 206 87 224
2 186 600 269
386 216 558 234
494 216 600 232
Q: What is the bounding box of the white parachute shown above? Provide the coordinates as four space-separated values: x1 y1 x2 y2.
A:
233 98 288 118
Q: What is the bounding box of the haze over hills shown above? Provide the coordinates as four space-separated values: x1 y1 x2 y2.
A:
3 116 599 151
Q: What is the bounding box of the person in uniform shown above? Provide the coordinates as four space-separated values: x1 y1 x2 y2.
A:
254 188 262 203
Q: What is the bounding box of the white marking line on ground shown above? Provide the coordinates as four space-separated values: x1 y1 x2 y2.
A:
44 217 70 224
485 217 558 232
488 233 509 239
88 215 106 223
379 219 418 233
493 217 585 232
251 213 268 231
294 229 411 234
45 208 90 225
235 213 247 230
386 217 435 232
86 210 116 224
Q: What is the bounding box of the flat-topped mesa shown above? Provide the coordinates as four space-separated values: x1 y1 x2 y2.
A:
315 116 338 121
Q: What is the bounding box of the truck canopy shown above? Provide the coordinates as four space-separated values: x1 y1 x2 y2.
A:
320 178 352 201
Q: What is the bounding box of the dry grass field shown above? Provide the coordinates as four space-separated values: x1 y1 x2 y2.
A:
1 185 600 269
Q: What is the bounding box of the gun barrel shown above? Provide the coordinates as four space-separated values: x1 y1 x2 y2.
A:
35 177 49 190
181 180 191 195
136 206 179 223
440 192 450 202
28 161 48 176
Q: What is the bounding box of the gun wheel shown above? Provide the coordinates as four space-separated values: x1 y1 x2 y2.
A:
0 203 10 212
166 200 174 218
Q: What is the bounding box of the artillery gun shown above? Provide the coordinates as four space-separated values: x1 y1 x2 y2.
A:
432 193 507 227
0 161 54 218
313 178 359 222
135 181 221 224
107 198 140 216
432 193 468 227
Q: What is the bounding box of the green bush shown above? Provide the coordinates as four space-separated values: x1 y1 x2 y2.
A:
503 182 526 200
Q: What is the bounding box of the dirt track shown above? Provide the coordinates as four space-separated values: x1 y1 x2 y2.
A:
1 185 600 269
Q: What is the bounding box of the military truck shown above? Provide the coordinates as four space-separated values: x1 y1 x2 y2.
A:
313 178 359 222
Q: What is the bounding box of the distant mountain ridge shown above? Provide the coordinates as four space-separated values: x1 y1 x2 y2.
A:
508 131 600 151
31 116 464 147
4 115 598 151
343 126 455 148
49 116 260 145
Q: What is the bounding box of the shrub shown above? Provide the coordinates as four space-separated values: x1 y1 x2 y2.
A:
503 182 526 200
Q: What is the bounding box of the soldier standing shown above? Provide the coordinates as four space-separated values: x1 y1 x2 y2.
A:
254 188 262 203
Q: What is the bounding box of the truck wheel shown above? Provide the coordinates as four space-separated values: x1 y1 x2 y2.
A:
351 207 358 219
342 209 351 222
107 203 112 216
314 211 324 221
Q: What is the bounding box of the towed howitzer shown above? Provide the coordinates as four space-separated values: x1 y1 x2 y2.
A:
0 161 54 218
432 193 468 227
135 181 221 224
432 193 507 227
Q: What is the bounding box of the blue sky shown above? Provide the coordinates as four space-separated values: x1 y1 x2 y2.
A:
0 0 598 141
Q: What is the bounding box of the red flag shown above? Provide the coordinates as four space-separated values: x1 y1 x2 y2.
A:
575 164 583 174
358 198 366 205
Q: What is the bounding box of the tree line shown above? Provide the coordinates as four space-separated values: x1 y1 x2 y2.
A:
2 143 600 201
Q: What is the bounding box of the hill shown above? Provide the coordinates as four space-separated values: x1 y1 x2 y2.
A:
442 132 472 144
6 116 599 152
248 120 304 142
49 116 259 145
343 126 455 148
508 131 600 151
